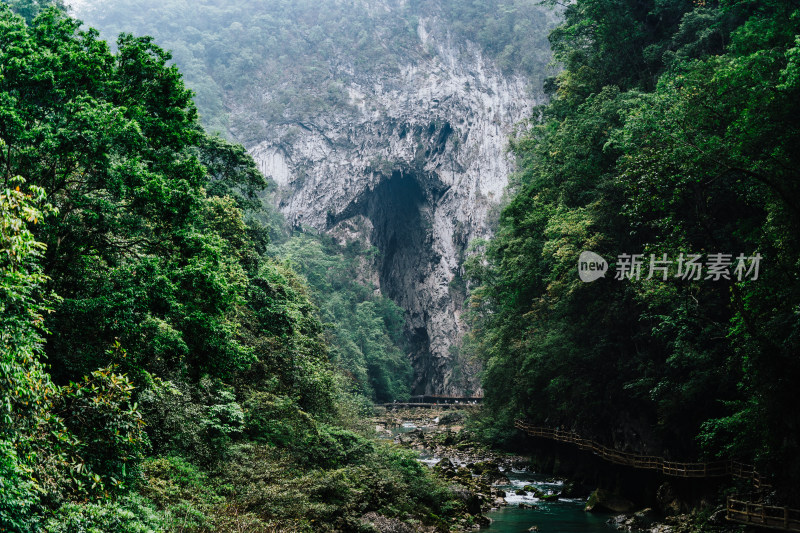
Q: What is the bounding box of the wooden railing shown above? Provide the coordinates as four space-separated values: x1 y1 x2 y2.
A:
514 420 762 483
380 402 480 408
515 419 800 530
727 497 800 531
408 395 484 404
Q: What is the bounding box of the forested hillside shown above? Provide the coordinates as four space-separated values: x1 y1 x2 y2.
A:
4 0 800 530
73 0 555 137
466 0 800 502
0 3 471 531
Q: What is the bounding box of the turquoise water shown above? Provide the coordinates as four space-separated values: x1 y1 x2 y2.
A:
484 471 612 533
483 502 612 533
381 420 613 532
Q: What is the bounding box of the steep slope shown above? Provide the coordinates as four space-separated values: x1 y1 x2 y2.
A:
251 18 537 394
71 0 557 394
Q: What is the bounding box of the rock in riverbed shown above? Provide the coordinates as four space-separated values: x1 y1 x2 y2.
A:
585 488 635 513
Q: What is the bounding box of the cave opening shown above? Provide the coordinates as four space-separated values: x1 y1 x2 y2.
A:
328 169 442 394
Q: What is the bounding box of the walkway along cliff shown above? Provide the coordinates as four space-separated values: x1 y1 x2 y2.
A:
515 420 800 531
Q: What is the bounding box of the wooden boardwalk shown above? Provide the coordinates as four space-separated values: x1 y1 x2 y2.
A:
514 420 762 482
727 497 800 531
382 396 483 409
515 419 800 531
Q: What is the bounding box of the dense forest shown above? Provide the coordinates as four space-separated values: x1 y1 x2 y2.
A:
0 2 472 531
72 0 556 139
3 0 800 531
465 0 800 503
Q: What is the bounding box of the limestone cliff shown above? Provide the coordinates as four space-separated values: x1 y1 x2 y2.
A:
70 0 556 395
247 17 542 394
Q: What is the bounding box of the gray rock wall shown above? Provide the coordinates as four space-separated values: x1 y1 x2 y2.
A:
248 17 541 394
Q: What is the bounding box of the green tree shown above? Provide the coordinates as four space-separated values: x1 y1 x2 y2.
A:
1 0 64 23
0 176 54 531
467 0 800 501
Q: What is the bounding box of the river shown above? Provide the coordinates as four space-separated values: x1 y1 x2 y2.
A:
387 419 614 533
482 469 611 533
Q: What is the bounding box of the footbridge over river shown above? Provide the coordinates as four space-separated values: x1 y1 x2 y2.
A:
380 395 483 409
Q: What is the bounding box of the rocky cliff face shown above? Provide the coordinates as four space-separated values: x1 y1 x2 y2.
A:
246 17 542 394
71 0 553 395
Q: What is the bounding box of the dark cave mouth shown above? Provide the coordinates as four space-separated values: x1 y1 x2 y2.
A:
327 170 444 393
326 170 440 290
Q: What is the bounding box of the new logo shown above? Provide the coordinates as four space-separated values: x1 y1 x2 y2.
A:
578 251 608 282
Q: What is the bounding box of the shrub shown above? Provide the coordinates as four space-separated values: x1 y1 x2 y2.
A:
56 364 148 497
0 440 38 533
138 376 247 466
43 494 164 533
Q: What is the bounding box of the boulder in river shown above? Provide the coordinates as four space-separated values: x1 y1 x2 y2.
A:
450 484 483 515
560 480 590 498
476 514 492 527
585 488 635 513
656 482 685 516
607 514 628 529
522 485 560 501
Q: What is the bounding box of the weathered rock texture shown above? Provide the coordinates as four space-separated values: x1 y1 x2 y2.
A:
247 16 541 394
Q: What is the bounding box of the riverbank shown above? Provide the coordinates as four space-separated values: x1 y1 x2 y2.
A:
374 407 743 533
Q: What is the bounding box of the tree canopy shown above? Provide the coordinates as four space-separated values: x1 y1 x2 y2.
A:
0 5 467 530
73 0 557 138
467 0 800 501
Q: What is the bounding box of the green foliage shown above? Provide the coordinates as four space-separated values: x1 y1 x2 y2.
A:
0 176 52 532
198 133 270 216
0 177 123 527
0 440 37 533
241 257 337 416
129 435 464 532
0 5 260 383
0 7 468 531
241 389 374 469
0 177 150 515
1 0 65 24
274 233 412 403
56 363 148 496
137 455 221 530
137 377 239 466
212 442 459 532
43 494 164 533
467 0 800 500
73 0 557 139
